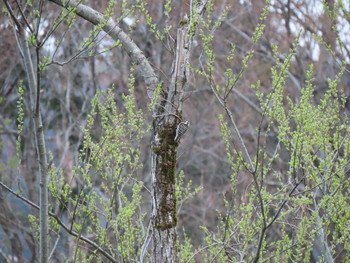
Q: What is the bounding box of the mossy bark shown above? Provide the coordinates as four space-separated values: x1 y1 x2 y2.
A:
150 27 191 263
150 120 179 262
152 123 178 230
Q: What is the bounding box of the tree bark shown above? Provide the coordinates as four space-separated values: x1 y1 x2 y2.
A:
150 27 191 262
16 20 49 263
314 214 334 263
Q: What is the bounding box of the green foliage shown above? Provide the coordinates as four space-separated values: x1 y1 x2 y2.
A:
48 161 64 201
200 226 230 263
219 114 242 179
28 214 40 242
115 182 144 260
135 0 164 40
194 1 350 262
148 81 163 112
38 56 51 72
47 75 148 260
164 0 172 17
176 170 203 212
178 236 195 263
197 0 269 99
252 1 270 43
16 81 24 165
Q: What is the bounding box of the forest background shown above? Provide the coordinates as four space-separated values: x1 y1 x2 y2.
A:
0 0 350 262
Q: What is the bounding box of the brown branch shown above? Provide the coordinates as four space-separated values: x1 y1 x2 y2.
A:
48 0 159 99
3 0 22 30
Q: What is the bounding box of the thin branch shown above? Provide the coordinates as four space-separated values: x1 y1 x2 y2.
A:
14 0 34 33
48 231 61 260
3 0 22 30
0 181 118 263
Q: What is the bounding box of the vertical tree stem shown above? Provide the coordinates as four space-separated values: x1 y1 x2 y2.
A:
17 25 49 263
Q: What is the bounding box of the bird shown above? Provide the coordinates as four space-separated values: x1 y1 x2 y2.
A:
174 120 190 142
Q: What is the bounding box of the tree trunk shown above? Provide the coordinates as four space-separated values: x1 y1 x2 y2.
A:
150 22 195 261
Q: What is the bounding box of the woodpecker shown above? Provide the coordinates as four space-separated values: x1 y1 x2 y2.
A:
174 120 190 142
